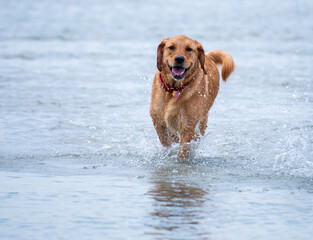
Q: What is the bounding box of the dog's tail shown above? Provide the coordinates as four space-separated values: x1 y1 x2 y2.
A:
206 50 235 81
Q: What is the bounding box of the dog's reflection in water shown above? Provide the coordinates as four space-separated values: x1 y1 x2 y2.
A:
147 177 210 236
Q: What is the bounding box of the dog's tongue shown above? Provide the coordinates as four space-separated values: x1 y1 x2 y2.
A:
172 67 185 76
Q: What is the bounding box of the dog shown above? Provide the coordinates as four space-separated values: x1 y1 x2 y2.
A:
150 35 235 159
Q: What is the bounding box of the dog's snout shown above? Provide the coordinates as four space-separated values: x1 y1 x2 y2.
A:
174 56 185 64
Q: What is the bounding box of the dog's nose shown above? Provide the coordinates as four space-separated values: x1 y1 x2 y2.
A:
174 56 185 64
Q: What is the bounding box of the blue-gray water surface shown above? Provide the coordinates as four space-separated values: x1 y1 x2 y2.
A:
0 0 313 239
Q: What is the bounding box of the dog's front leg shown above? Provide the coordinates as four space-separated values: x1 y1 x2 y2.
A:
151 117 170 147
178 128 197 159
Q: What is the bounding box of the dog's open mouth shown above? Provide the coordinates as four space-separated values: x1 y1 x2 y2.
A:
168 65 191 81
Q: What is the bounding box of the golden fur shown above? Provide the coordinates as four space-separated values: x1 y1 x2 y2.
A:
150 35 235 158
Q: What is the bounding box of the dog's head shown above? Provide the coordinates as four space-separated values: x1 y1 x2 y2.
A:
157 35 207 81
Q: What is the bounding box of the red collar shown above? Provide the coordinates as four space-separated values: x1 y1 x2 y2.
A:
159 73 191 98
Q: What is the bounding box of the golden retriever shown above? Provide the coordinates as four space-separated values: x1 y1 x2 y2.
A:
150 35 235 159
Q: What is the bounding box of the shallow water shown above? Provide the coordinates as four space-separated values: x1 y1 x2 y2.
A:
0 0 313 239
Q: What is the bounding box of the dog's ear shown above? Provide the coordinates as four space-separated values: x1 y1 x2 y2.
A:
157 39 167 72
197 42 207 75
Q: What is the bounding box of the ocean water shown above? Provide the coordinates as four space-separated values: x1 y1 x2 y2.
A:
0 0 313 239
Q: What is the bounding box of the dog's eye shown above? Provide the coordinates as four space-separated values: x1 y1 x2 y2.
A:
186 47 192 52
168 46 174 50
